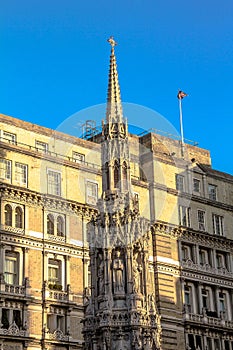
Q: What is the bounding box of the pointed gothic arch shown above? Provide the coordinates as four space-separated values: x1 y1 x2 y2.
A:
122 161 127 190
113 160 119 188
105 162 110 190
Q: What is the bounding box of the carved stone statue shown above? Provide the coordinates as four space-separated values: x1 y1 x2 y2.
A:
132 264 140 293
149 293 156 313
112 250 124 293
132 253 142 294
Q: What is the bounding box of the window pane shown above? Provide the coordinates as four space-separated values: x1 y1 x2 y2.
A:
219 292 225 312
13 309 22 328
2 131 16 144
86 181 98 205
197 210 205 231
0 159 11 181
35 140 48 153
4 252 18 284
1 309 10 329
48 259 61 286
72 151 85 163
15 207 23 228
208 184 217 200
179 206 190 227
193 178 200 192
202 289 209 309
176 174 184 191
47 214 54 235
213 214 224 235
5 204 12 226
47 170 61 196
57 216 64 236
15 162 27 186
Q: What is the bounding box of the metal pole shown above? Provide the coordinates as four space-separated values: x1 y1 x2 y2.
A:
179 97 185 157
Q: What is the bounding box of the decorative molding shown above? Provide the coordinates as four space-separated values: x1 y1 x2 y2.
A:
0 233 89 258
0 183 98 219
153 220 233 251
184 311 233 331
0 224 24 235
150 181 233 212
182 260 233 279
0 321 28 337
155 263 180 276
181 270 233 287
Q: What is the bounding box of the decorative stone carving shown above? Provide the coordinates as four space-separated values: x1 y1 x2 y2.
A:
132 329 142 349
97 252 105 295
83 40 160 350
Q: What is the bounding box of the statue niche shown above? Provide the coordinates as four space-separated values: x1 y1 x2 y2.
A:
97 252 105 295
112 249 125 294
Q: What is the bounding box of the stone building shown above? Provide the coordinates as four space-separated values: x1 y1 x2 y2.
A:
0 39 233 350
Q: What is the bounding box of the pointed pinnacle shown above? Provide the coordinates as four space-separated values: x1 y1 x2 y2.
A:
106 37 123 124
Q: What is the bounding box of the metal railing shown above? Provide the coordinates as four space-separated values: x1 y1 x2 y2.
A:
0 136 101 170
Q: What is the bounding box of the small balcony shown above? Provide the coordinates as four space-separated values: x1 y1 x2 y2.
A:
43 282 82 304
0 276 29 296
0 224 24 235
183 306 233 329
0 321 28 337
181 259 233 278
46 329 70 342
47 234 66 243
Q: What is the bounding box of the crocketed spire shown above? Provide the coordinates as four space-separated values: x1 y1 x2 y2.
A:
106 36 123 124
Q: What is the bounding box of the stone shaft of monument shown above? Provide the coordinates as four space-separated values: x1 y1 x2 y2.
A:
82 38 160 350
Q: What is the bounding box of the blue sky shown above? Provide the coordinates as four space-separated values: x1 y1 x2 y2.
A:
1 0 233 174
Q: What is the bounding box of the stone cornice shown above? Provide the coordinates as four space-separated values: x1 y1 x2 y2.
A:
152 221 182 239
0 183 98 219
181 270 233 288
180 228 233 251
0 231 90 258
181 260 233 281
131 177 149 189
155 263 180 276
150 182 233 212
152 221 233 251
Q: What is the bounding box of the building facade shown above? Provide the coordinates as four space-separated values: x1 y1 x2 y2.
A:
0 40 233 350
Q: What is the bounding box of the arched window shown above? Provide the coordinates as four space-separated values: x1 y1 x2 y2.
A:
122 161 127 190
5 204 12 226
15 207 23 228
47 214 54 235
57 216 64 237
114 160 119 188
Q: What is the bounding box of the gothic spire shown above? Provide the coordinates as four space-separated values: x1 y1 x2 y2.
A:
106 36 123 124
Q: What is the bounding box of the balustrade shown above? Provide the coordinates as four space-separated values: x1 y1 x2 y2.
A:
182 259 233 278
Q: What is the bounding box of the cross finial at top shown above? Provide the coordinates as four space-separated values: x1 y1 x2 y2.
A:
107 36 117 48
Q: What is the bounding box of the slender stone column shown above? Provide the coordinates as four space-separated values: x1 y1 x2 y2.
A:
0 244 5 275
